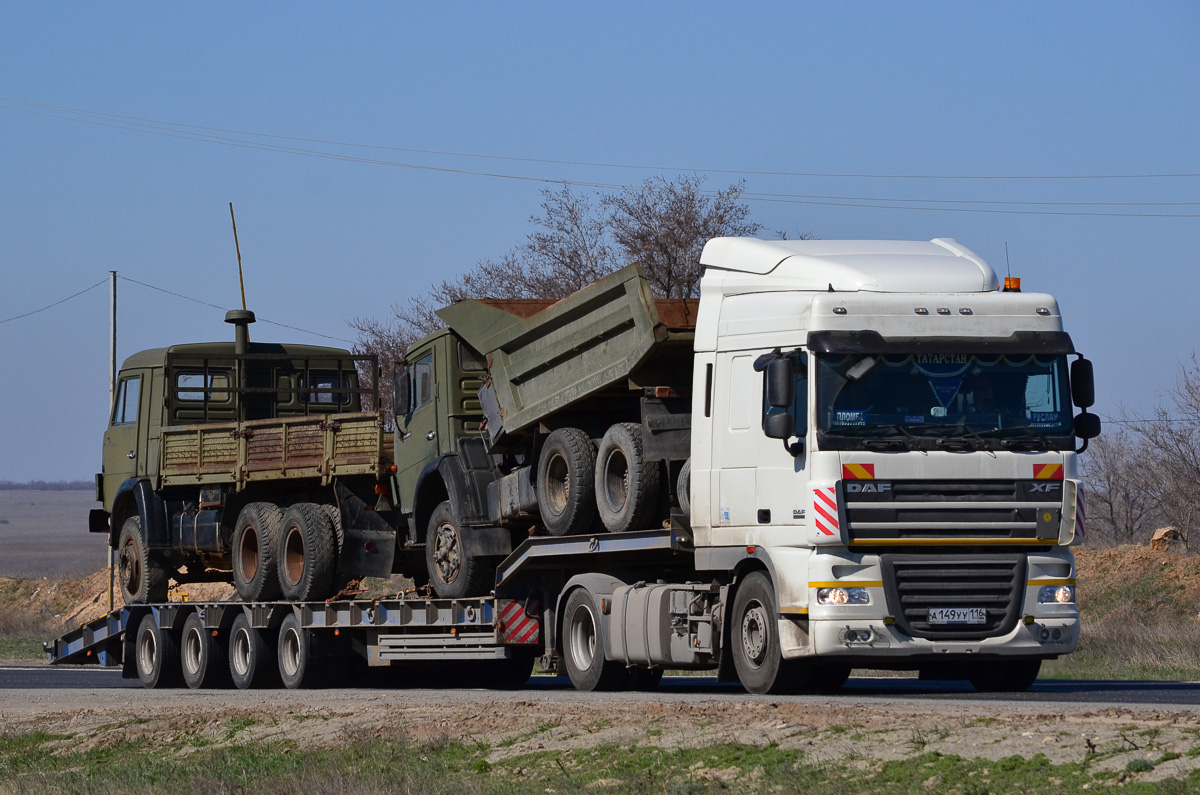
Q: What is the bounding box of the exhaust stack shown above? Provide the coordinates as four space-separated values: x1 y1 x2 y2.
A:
224 309 256 354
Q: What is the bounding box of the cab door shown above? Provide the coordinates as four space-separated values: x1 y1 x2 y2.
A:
394 348 443 515
102 370 150 509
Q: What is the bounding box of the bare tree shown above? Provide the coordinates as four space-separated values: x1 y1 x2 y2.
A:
1123 356 1200 551
350 175 766 426
604 175 760 298
1080 429 1158 546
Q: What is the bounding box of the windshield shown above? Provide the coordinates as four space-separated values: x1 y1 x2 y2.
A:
816 352 1073 446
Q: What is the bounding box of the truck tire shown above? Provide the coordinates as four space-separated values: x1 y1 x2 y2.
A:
537 427 598 536
425 501 493 598
277 503 337 602
561 587 626 692
489 653 536 690
595 423 661 533
968 659 1041 692
232 503 284 603
676 458 692 519
731 571 808 695
228 613 275 690
278 611 321 689
135 613 180 689
181 611 228 689
808 663 852 693
118 516 169 605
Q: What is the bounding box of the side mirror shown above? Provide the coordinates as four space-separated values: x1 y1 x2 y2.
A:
765 358 794 408
1074 412 1101 440
391 364 410 418
1070 358 1095 409
764 411 794 440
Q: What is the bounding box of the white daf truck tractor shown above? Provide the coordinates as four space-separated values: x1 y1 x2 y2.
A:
683 237 1096 693
52 237 1096 696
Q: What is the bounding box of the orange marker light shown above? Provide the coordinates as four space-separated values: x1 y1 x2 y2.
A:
1003 276 1022 292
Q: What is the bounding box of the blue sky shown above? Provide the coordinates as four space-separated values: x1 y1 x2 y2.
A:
2 2 1197 481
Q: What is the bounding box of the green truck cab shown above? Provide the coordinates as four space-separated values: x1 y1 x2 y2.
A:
92 310 395 605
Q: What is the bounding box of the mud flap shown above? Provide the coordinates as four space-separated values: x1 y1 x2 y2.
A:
334 481 398 580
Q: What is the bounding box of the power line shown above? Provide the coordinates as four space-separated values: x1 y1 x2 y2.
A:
0 279 106 325
3 98 1199 218
4 95 1198 182
118 276 356 344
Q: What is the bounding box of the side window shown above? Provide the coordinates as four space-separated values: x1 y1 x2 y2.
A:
176 372 231 402
299 373 351 406
458 343 487 372
411 353 434 412
112 376 142 425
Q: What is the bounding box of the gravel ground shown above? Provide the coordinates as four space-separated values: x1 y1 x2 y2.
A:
3 685 1199 781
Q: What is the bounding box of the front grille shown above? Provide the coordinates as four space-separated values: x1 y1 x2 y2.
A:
882 554 1025 640
844 479 1062 541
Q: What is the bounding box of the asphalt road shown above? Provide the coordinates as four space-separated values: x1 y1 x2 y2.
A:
5 665 1200 709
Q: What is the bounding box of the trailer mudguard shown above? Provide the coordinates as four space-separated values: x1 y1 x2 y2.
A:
334 479 398 579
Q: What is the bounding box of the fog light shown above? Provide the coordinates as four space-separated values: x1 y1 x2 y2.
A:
840 628 874 644
1038 585 1075 604
818 587 870 605
1051 628 1062 640
1038 628 1051 642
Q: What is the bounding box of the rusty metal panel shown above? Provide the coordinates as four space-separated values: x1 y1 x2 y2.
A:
435 265 671 436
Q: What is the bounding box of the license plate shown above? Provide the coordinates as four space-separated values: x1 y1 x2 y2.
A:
927 607 987 625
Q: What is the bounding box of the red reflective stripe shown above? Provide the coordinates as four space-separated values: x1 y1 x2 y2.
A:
499 602 522 624
503 615 533 641
513 620 539 644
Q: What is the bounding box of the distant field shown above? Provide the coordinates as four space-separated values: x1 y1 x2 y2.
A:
0 489 106 577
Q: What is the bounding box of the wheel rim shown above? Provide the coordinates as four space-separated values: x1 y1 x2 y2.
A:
544 453 570 516
741 599 769 669
568 603 597 672
137 626 157 675
183 626 203 677
431 522 460 584
120 538 141 597
231 628 252 677
283 526 305 586
238 527 260 582
281 627 301 678
601 448 630 513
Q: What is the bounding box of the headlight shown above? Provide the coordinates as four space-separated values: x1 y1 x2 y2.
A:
817 587 870 605
1038 585 1075 604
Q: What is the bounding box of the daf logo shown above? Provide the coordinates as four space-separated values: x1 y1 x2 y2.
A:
845 482 891 493
1030 483 1061 493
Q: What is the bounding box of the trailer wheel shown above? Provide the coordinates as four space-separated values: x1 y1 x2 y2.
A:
425 501 493 598
181 611 227 689
731 571 807 695
135 613 180 689
118 516 169 605
232 503 284 602
561 588 626 691
968 659 1041 692
229 613 274 690
278 612 321 689
277 503 337 602
595 423 661 533
537 427 598 536
676 458 692 519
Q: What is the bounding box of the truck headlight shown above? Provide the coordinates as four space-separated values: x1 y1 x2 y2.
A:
818 587 870 605
1038 585 1075 604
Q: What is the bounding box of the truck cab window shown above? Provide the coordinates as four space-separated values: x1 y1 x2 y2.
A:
411 353 434 412
458 342 487 372
112 376 141 425
176 372 231 402
299 373 351 406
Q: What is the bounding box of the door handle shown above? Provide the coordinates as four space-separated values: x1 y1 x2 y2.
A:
425 431 437 441
126 451 136 459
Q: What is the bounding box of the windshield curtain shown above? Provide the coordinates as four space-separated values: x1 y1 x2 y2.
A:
816 352 1073 437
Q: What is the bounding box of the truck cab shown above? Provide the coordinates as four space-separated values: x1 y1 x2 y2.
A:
689 238 1097 691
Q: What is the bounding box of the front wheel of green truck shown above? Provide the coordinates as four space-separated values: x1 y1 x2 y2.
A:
425 501 494 599
118 516 169 605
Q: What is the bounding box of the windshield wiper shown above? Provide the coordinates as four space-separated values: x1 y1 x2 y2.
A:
912 422 989 451
869 424 924 451
990 426 1055 451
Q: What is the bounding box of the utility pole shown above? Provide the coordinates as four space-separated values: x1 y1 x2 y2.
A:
108 271 116 611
